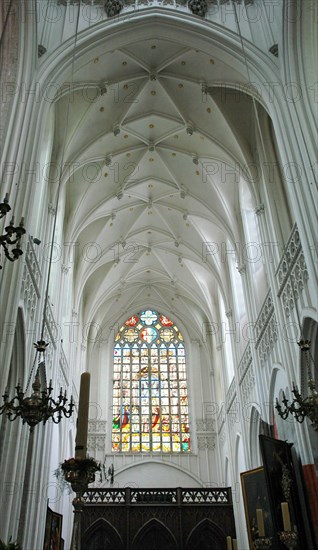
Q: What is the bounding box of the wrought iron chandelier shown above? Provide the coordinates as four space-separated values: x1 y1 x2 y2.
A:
0 341 74 432
0 190 73 430
0 187 74 430
0 193 26 269
275 340 318 431
0 184 74 429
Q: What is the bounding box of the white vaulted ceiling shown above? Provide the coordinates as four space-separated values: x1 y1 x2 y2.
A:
54 31 261 340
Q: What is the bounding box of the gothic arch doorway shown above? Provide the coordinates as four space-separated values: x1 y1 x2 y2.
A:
185 519 226 550
131 518 178 550
82 519 124 550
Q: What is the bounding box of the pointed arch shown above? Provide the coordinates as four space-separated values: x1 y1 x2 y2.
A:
269 363 297 445
82 518 124 550
185 518 227 550
131 518 178 550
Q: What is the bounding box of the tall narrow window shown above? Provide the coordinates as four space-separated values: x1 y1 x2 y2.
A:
112 310 191 453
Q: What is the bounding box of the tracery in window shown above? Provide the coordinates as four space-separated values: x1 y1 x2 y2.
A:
112 310 191 453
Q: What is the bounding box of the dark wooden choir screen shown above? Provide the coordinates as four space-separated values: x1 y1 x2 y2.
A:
81 487 235 550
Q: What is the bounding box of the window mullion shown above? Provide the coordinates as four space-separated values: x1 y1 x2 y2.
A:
129 344 132 453
158 346 162 452
120 346 123 452
177 345 181 452
167 344 172 452
148 346 152 453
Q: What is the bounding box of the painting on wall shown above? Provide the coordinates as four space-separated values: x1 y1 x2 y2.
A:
43 506 63 550
241 466 276 549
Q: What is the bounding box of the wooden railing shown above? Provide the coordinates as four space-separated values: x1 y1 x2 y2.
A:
82 486 232 505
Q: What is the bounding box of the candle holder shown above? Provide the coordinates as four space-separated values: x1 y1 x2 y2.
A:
278 530 298 549
62 457 100 550
253 536 272 549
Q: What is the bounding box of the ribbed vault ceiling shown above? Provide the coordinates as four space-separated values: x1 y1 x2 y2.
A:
54 32 259 341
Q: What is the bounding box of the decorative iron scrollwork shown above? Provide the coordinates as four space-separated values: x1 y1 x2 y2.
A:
104 0 124 17
188 0 208 17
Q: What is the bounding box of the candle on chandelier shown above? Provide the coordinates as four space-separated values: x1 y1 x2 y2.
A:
226 536 232 550
232 539 238 550
75 372 90 459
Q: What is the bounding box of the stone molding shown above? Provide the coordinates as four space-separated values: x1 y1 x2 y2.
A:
196 418 216 450
88 419 107 453
276 225 309 317
254 290 278 365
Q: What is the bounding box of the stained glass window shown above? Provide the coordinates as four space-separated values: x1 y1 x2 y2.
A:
112 310 191 453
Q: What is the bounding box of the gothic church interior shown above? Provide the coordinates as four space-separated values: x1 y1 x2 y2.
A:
0 1 317 548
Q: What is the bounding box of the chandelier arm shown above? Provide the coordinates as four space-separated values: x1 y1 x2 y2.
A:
280 408 290 421
1 216 26 269
0 403 9 415
7 412 22 422
289 396 309 420
2 242 10 257
47 401 62 413
275 399 289 420
2 395 24 412
294 410 306 423
3 398 24 420
51 413 63 424
4 234 22 246
4 248 22 263
49 396 64 408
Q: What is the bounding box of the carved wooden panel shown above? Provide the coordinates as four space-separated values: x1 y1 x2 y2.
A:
131 519 178 550
81 488 235 549
185 518 226 550
82 518 124 550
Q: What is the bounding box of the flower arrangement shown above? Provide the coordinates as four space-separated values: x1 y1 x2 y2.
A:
59 456 101 492
61 456 101 473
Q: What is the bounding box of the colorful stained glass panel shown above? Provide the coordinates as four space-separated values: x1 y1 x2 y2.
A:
111 310 190 453
140 327 157 343
140 310 158 325
160 315 174 326
123 329 139 342
125 315 139 326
